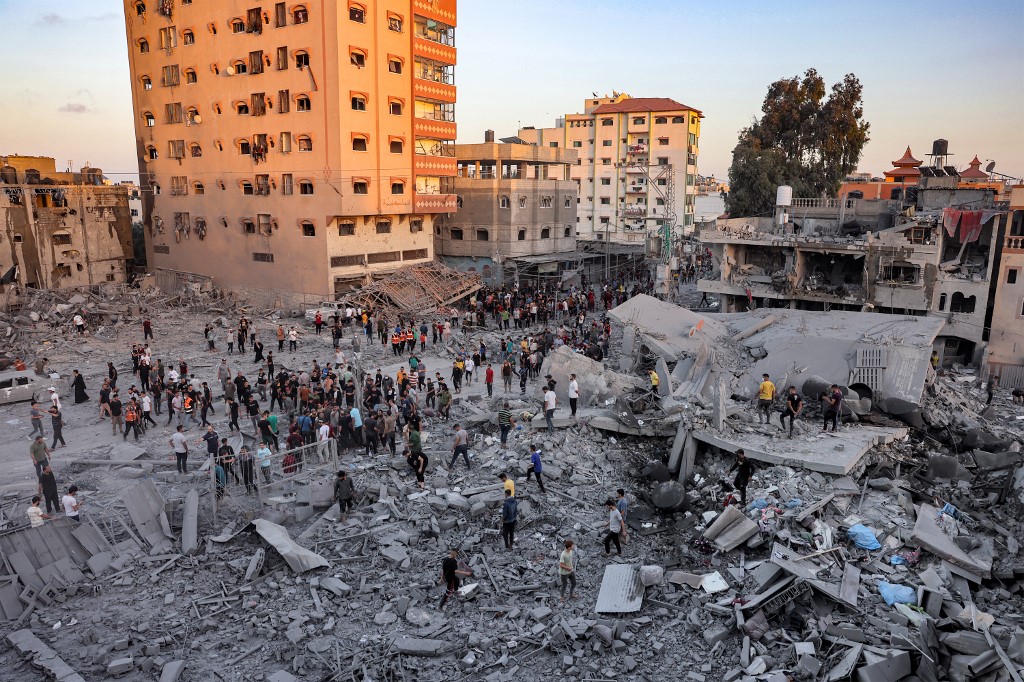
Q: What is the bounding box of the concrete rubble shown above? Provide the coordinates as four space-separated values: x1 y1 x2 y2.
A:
0 281 1021 682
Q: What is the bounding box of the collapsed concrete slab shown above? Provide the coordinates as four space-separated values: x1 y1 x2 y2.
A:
595 564 644 614
540 345 646 405
911 504 992 578
703 504 759 551
7 628 86 682
252 519 329 573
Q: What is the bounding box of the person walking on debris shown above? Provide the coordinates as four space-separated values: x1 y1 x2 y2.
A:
62 485 82 522
780 386 803 438
499 472 515 497
498 402 515 448
333 470 355 522
757 373 776 424
986 374 999 406
40 465 60 513
821 384 843 432
501 489 518 550
602 498 623 556
257 442 273 484
49 406 66 449
1013 388 1024 405
72 370 89 404
568 373 579 419
450 423 471 470
439 549 471 608
616 488 629 544
27 495 54 527
526 446 545 493
170 424 189 474
218 437 240 485
558 540 578 601
406 447 428 489
28 401 45 439
728 449 755 506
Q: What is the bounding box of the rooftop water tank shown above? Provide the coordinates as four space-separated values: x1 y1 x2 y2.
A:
776 185 793 207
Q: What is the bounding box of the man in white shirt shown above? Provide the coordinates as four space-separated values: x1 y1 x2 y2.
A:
62 485 82 522
48 387 61 411
27 495 52 527
317 422 331 461
167 368 180 383
568 373 579 419
73 313 85 334
464 357 475 384
543 386 557 434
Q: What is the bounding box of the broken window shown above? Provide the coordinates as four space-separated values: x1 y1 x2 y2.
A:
249 50 265 74
141 75 152 90
367 251 400 264
257 214 273 234
253 252 274 263
879 263 920 285
351 95 366 111
389 100 402 115
293 5 308 24
540 196 552 208
274 2 286 27
280 132 293 152
301 221 315 237
295 50 309 68
251 92 267 116
276 46 288 70
281 173 293 195
170 176 188 195
390 182 404 195
376 220 392 233
499 196 510 208
147 145 158 160
164 102 183 123
242 219 256 233
138 38 149 54
352 137 367 152
410 218 423 233
338 222 355 236
51 233 72 245
541 228 551 239
518 229 527 241
277 89 290 113
235 101 249 115
182 29 194 44
389 140 403 154
388 15 403 32
193 181 205 194
349 4 365 22
231 18 245 33
242 181 254 195
255 174 271 195
158 26 177 50
388 58 402 74
299 180 314 195
186 107 200 124
353 181 368 194
296 135 311 151
246 7 263 33
231 60 247 75
950 292 977 313
184 68 197 83
297 95 311 112
350 50 366 67
168 139 185 159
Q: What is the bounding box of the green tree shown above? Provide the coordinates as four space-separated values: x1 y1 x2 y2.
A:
726 69 870 217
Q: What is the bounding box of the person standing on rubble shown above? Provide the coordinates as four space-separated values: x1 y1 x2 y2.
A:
616 489 629 544
780 386 803 438
543 383 557 435
568 374 579 419
756 373 776 424
439 549 470 608
28 401 45 439
501 488 518 550
986 374 999 406
72 370 89 404
525 446 545 493
333 470 355 522
729 449 755 506
602 499 623 556
821 384 843 432
73 313 85 335
238 445 257 494
497 402 515 448
109 391 124 436
450 423 471 470
49 405 66 449
170 425 189 474
558 540 577 601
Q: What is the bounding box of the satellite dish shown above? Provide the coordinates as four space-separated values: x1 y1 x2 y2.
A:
985 161 996 173
225 65 235 75
192 115 201 124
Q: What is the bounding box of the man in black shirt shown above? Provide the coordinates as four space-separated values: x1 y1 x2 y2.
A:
439 549 469 608
728 449 755 506
780 386 803 438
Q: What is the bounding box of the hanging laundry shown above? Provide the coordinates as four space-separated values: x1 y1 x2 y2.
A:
980 209 1001 226
943 208 961 237
959 210 983 244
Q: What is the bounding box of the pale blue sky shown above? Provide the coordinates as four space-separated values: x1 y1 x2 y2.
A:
1 0 1021 181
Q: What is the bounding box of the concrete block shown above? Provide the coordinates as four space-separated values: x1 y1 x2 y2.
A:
266 672 299 682
319 577 351 597
611 640 626 654
854 650 911 682
159 660 186 682
704 624 731 645
293 505 315 523
113 639 130 651
639 565 664 586
530 606 552 622
687 674 706 682
625 655 638 671
393 637 444 656
108 656 135 676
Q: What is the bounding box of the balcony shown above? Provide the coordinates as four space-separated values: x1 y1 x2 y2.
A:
414 155 457 176
1006 235 1024 251
414 193 457 213
414 117 456 140
622 205 647 217
414 77 456 103
626 184 647 194
625 165 646 174
627 144 647 155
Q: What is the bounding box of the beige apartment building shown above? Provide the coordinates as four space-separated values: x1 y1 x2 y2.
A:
518 94 702 248
0 155 135 289
434 134 577 284
987 185 1024 385
123 0 457 301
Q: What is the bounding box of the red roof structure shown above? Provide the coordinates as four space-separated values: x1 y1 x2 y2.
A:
959 155 989 180
592 97 702 116
884 146 922 180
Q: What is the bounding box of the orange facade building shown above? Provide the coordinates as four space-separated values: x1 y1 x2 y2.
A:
123 0 457 301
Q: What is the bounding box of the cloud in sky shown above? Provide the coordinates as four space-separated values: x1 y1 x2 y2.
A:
58 102 90 114
36 13 66 26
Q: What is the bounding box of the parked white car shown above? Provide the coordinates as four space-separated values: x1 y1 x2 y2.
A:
0 370 56 405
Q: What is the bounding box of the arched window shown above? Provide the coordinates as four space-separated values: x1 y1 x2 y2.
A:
299 180 314 195
293 5 308 24
476 229 489 241
351 95 366 110
540 196 552 208
235 101 249 115
297 95 311 111
297 135 312 152
390 181 404 195
184 68 197 83
950 292 977 313
938 293 947 311
499 195 510 209
241 181 254 195
349 4 365 22
182 29 195 44
189 143 202 157
135 1 146 16
242 219 256 233
193 181 205 194
186 107 200 123
146 146 158 160
519 196 527 208
141 75 152 90
517 229 526 241
655 116 667 124
138 38 149 54
238 139 251 154
450 228 464 240
564 226 572 238
376 219 392 233
230 18 245 33
541 227 551 239
231 60 247 75
301 221 316 237
143 111 155 126
295 50 309 69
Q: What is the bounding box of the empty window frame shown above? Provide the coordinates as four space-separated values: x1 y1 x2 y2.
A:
337 222 356 236
299 179 314 195
351 95 366 111
352 136 368 152
297 95 311 111
389 139 403 154
390 181 404 194
281 173 294 195
301 221 316 237
879 263 921 285
349 4 365 22
294 50 309 69
296 135 312 151
353 181 368 194
292 5 308 24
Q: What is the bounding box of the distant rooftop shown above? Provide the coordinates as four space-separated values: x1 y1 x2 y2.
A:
592 97 702 116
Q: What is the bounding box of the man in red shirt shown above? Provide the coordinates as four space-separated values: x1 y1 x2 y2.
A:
484 364 494 398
